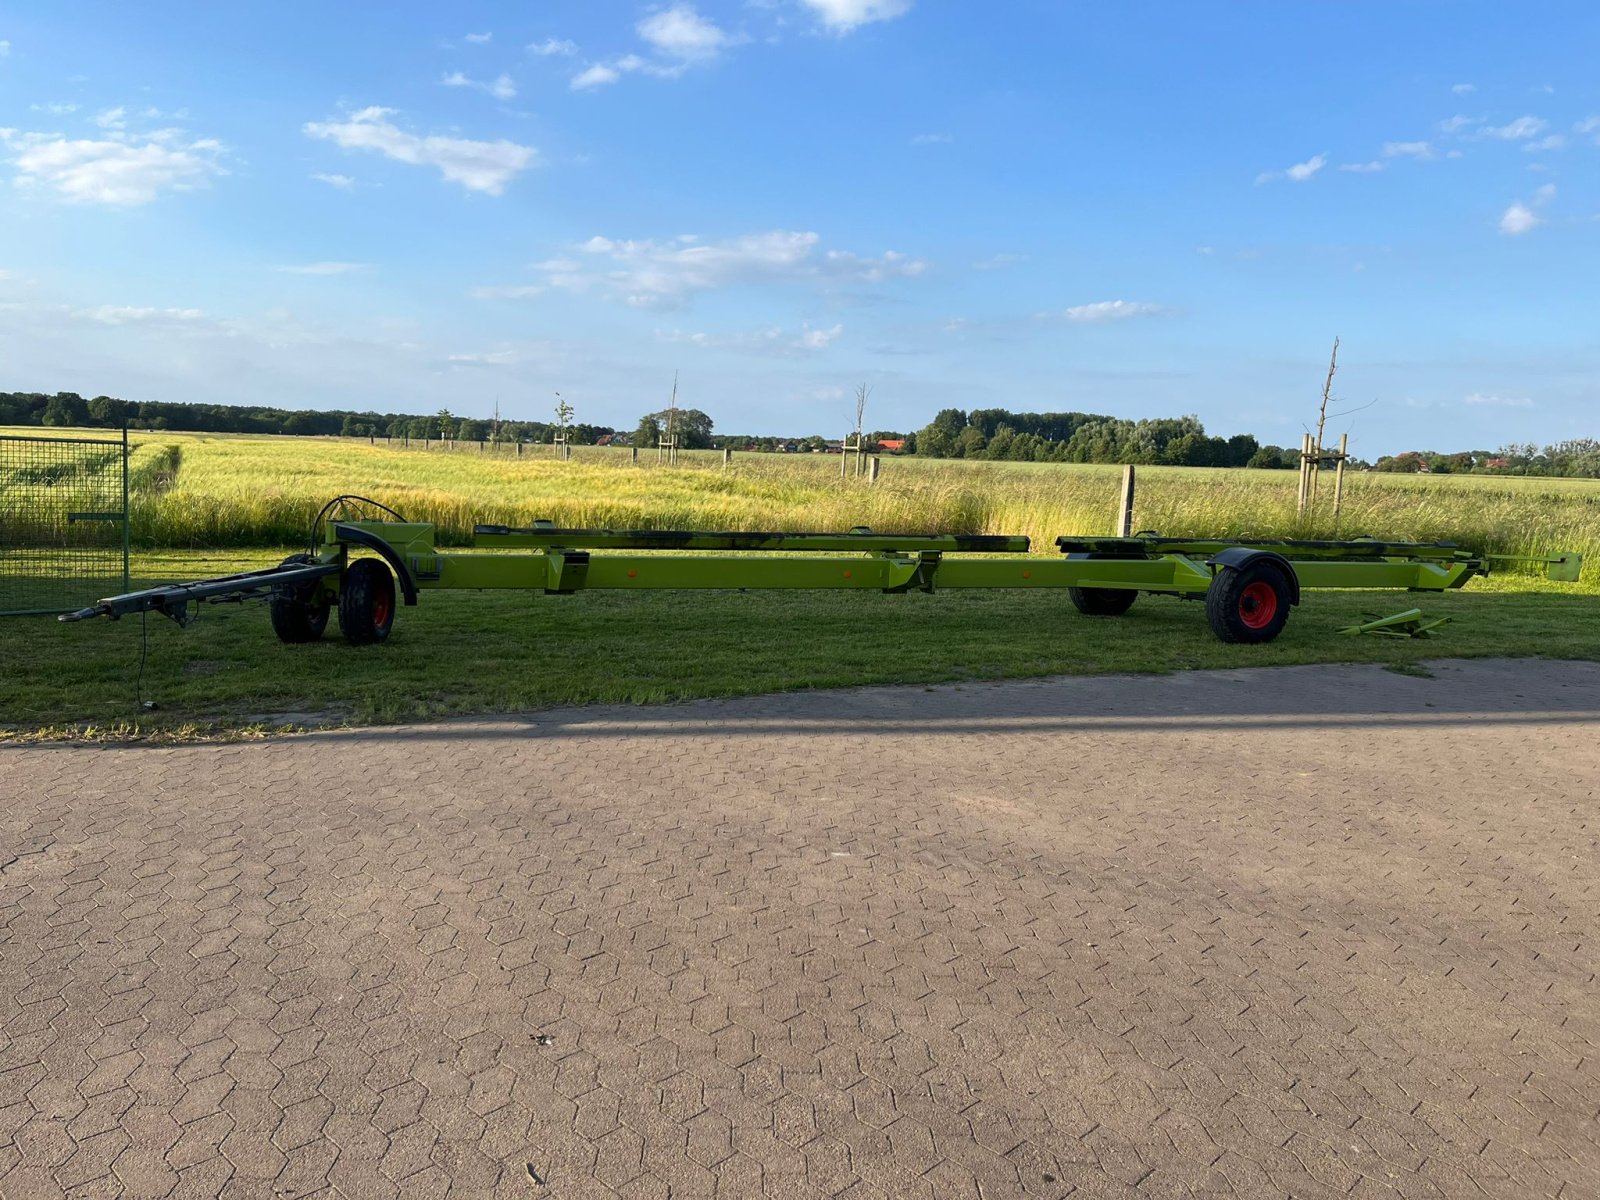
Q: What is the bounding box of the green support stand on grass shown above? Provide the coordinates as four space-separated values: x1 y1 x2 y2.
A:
1338 609 1453 639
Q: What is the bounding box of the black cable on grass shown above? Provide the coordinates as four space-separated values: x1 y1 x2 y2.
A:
136 609 151 711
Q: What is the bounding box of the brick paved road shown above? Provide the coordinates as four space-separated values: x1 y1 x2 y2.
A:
3 658 1599 1200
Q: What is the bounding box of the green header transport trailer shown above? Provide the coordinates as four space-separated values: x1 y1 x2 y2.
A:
61 496 1582 646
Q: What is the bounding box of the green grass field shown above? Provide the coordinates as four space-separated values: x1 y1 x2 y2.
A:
3 427 1597 738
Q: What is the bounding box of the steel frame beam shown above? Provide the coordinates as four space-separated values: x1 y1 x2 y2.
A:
59 516 1580 641
331 521 1496 598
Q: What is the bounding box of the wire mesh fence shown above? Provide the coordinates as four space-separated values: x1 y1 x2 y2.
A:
0 431 129 615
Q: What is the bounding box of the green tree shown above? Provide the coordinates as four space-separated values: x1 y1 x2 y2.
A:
87 395 127 426
638 407 714 449
1225 433 1260 467
42 392 89 426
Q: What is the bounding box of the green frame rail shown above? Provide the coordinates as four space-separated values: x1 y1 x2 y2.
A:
359 522 1503 598
61 511 1583 647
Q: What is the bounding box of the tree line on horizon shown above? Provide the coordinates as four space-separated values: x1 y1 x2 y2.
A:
4 390 1597 478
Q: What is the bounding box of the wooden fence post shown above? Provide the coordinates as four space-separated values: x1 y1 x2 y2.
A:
1292 438 1305 521
1115 464 1136 536
869 456 881 484
1332 433 1349 531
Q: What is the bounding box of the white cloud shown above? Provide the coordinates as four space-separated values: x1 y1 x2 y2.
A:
449 350 521 365
656 321 844 355
1464 392 1533 408
1383 140 1433 159
802 0 913 33
529 37 577 56
442 71 516 100
1438 114 1479 135
1499 202 1540 235
78 305 205 325
1452 82 1475 95
30 103 78 115
463 32 493 44
825 247 925 282
469 284 544 299
572 62 624 90
638 5 730 61
1499 182 1556 235
312 172 355 190
275 262 368 275
801 322 843 348
910 132 951 145
0 41 9 57
1577 116 1600 135
541 229 926 308
1524 134 1566 152
1340 161 1385 173
1256 153 1326 184
572 9 732 91
95 106 127 131
2 128 226 205
973 253 1021 270
1057 300 1164 322
303 106 535 194
1286 153 1327 181
1486 115 1547 140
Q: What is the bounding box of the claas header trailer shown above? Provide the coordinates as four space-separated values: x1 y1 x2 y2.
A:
61 496 1582 646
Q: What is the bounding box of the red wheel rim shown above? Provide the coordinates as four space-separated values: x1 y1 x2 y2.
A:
1238 581 1278 629
372 590 392 627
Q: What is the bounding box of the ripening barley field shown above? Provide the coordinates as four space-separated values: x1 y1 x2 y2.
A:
8 428 1600 585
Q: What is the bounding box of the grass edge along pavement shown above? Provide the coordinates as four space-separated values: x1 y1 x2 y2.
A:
3 548 1597 742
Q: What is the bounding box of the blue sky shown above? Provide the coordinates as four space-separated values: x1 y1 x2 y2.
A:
1 1 1596 454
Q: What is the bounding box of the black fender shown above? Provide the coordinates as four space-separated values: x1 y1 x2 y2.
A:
1206 548 1300 605
331 523 419 606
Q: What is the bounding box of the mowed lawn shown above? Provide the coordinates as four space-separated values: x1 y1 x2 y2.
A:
2 428 1598 737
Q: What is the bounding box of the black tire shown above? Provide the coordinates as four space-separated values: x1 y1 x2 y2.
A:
338 558 396 645
1068 587 1138 616
270 554 330 643
1205 563 1291 644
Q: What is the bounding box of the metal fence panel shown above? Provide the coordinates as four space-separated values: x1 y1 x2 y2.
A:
0 430 130 615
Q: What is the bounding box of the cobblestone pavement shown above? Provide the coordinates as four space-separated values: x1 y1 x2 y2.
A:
3 659 1599 1200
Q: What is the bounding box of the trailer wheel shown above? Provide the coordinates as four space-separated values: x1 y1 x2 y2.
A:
1068 587 1138 616
270 554 331 643
339 558 396 645
1206 562 1291 644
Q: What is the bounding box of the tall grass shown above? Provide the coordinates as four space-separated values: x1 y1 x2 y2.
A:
5 429 1595 584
